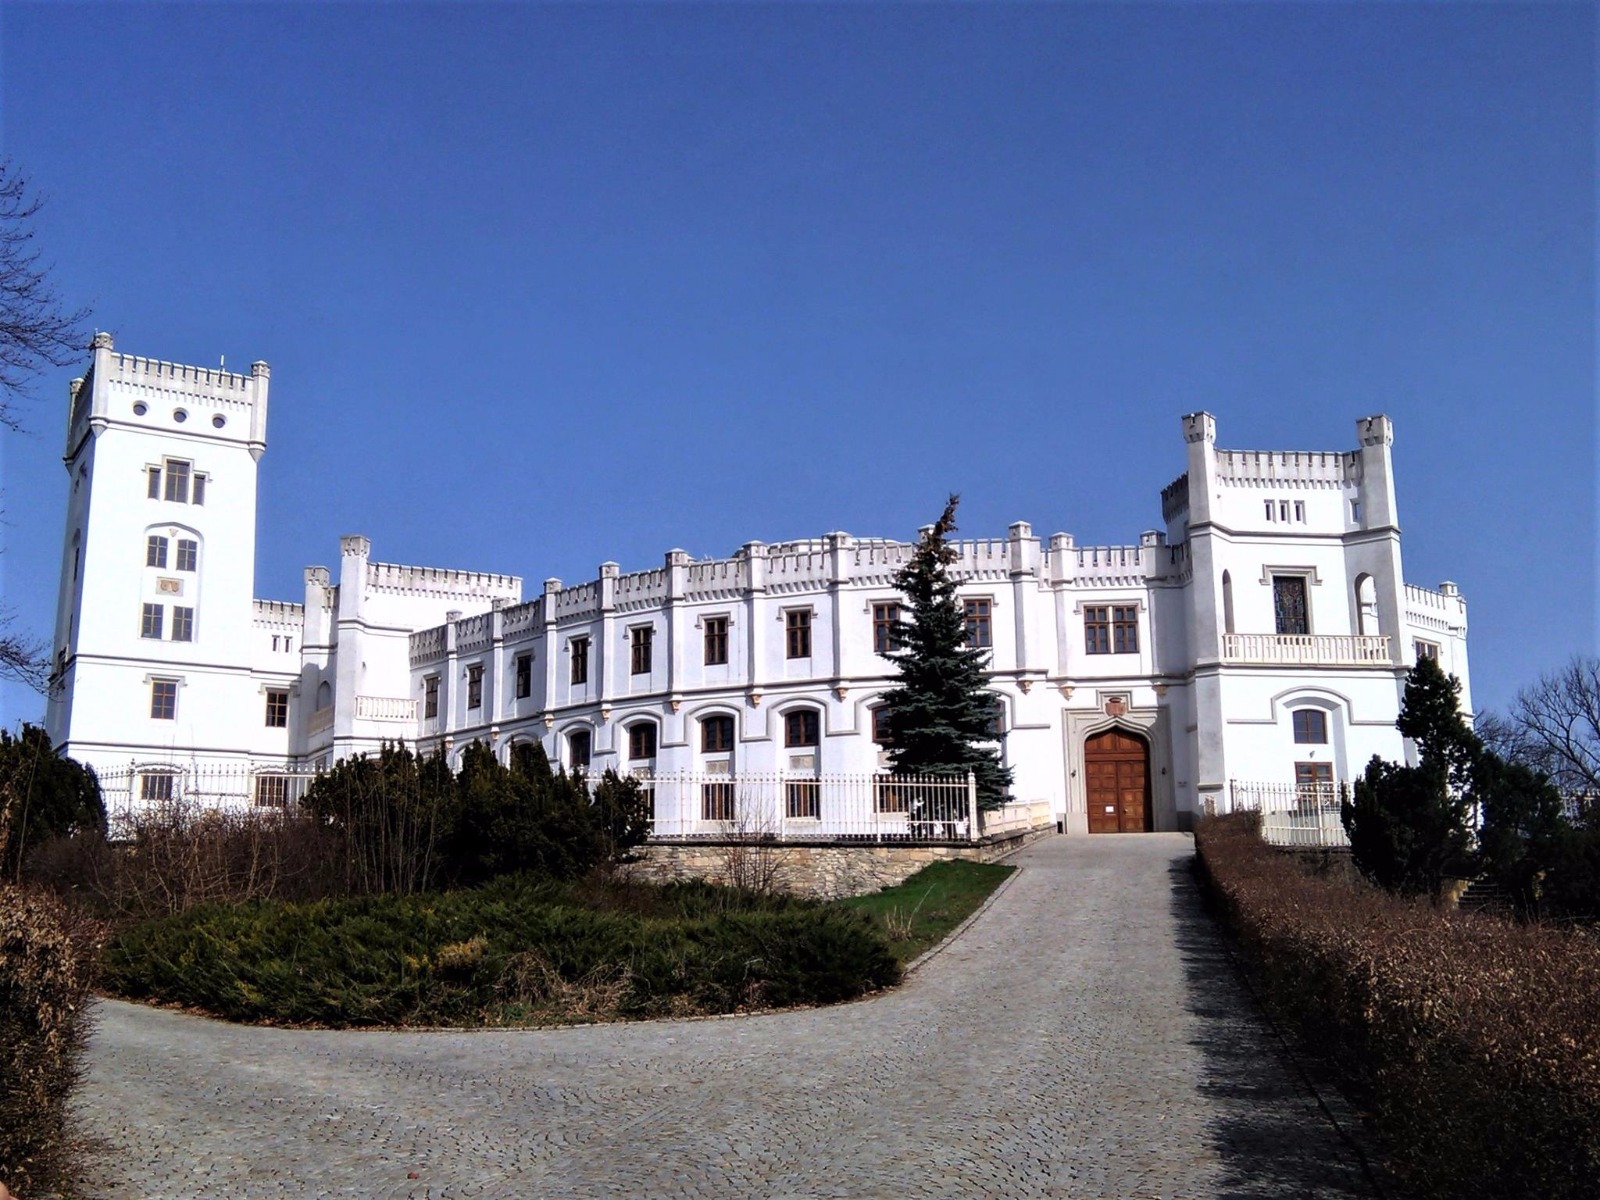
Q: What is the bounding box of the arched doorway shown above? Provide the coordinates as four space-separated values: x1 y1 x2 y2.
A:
1084 728 1152 834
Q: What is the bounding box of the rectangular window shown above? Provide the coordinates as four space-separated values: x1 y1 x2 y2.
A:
1084 606 1110 655
1294 500 1305 523
785 779 821 820
140 770 175 802
1350 499 1362 523
514 653 532 699
630 626 653 675
568 729 592 769
872 706 893 746
702 714 735 753
141 603 164 639
873 602 900 655
163 460 191 503
466 663 484 710
628 722 657 760
146 535 168 568
176 539 197 572
1295 761 1334 806
703 616 729 666
1292 709 1328 744
1264 499 1275 522
423 676 439 719
192 474 206 506
147 467 161 499
702 781 736 821
265 689 289 728
253 775 289 808
1414 640 1440 662
785 609 812 659
963 598 992 649
784 709 820 748
570 637 589 685
149 679 178 720
170 606 194 642
1279 500 1290 523
1112 605 1139 654
1273 575 1310 635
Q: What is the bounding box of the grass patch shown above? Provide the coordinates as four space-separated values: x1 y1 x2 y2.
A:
838 859 1015 964
102 874 899 1028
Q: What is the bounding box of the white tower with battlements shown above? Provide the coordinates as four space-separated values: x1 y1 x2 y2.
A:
45 334 298 782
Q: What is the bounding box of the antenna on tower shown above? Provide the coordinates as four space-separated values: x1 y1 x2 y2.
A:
220 354 226 369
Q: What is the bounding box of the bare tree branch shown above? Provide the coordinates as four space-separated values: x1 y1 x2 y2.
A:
1498 657 1600 791
0 160 90 431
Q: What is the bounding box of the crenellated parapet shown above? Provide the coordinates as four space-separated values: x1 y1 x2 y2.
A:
364 560 522 602
1212 448 1360 489
251 599 304 629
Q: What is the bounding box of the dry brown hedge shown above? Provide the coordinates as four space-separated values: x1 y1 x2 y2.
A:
1195 812 1600 1200
0 884 102 1198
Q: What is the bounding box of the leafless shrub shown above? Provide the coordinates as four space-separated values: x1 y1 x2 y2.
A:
1196 813 1600 1200
0 883 103 1198
495 950 631 1022
716 791 794 895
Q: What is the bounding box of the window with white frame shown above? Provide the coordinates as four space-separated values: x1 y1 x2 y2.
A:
149 679 178 720
466 663 484 710
703 615 729 666
1291 709 1327 744
141 603 164 639
140 770 176 802
514 653 532 699
170 606 195 642
568 728 592 769
265 689 289 728
963 598 992 649
627 721 657 760
176 538 198 572
630 626 652 675
785 609 812 659
146 534 168 568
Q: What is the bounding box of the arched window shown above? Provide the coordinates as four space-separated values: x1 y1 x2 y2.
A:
1354 573 1378 635
1221 570 1235 635
1291 709 1328 744
701 714 735 753
627 721 657 761
567 729 592 769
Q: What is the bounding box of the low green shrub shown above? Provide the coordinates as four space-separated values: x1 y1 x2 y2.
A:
102 873 898 1027
0 884 103 1198
1196 813 1600 1200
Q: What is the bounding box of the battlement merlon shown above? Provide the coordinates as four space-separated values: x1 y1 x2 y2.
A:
65 332 271 461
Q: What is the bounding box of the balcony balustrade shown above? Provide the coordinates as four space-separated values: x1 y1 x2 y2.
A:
1222 632 1390 665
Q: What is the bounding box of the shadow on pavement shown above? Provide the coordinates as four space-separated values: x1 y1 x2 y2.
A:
1165 854 1385 1200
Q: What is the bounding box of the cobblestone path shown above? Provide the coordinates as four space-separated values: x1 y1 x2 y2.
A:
76 834 1378 1199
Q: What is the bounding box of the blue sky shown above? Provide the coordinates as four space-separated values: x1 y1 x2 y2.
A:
0 2 1593 726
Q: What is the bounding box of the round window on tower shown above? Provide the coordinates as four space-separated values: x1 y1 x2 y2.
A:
132 402 148 417
212 414 226 429
173 409 188 424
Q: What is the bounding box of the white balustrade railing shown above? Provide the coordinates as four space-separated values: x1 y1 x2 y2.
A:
981 800 1054 838
1222 779 1350 848
354 694 418 722
1222 633 1391 665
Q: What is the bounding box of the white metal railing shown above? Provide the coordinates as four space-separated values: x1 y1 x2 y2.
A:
354 694 418 722
1222 633 1391 665
644 771 984 842
307 705 335 734
96 766 326 834
1223 779 1350 848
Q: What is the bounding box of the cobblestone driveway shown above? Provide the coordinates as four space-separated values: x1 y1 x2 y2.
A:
76 834 1378 1199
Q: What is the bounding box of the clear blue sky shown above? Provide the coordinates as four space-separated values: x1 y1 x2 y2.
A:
1 2 1593 727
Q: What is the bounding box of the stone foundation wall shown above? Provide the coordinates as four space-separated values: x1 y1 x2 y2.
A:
628 827 1054 899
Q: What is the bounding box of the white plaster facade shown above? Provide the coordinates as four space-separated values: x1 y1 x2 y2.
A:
47 340 1470 832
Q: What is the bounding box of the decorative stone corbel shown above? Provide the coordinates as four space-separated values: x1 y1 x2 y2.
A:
834 685 849 701
670 698 683 714
1058 684 1075 700
541 712 554 729
748 690 762 708
1018 680 1033 695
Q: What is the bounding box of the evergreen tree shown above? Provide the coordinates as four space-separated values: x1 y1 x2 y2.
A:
1341 655 1477 899
880 495 1013 810
0 724 104 882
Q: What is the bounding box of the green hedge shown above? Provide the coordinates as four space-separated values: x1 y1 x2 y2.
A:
102 874 899 1027
1195 813 1600 1200
1 885 102 1198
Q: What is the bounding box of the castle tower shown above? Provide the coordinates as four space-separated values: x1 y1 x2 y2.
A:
45 334 280 775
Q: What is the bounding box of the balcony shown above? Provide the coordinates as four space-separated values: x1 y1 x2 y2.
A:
354 694 419 723
1222 633 1391 666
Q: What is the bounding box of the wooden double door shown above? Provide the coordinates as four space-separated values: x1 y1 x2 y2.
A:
1085 728 1152 834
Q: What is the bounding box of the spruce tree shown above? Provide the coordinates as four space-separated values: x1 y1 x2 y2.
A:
880 495 1013 810
1340 655 1478 899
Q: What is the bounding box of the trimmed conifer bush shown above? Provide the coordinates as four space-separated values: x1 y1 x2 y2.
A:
101 874 899 1027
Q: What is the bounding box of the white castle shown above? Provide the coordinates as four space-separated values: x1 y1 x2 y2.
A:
45 335 1469 836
